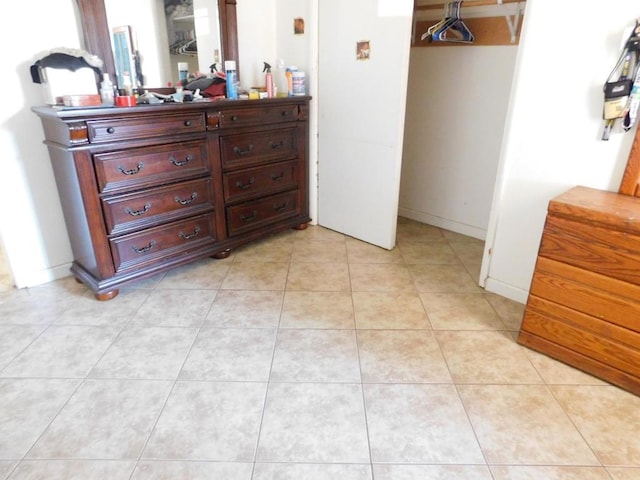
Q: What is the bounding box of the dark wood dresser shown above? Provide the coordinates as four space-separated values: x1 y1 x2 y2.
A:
518 126 640 396
33 97 310 300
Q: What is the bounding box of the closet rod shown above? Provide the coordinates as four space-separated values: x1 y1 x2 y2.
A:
415 0 522 11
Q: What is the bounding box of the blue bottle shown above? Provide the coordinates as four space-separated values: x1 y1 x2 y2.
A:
225 60 238 99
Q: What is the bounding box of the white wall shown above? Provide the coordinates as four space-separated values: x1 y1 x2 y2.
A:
400 46 518 239
0 0 82 288
237 0 277 89
483 0 640 303
274 0 318 224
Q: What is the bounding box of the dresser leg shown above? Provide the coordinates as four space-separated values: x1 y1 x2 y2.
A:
294 222 309 230
212 249 232 259
95 290 119 301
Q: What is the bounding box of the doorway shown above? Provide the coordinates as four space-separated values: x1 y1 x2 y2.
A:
398 2 524 277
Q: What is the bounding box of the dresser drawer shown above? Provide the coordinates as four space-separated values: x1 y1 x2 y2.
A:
530 257 640 333
220 128 297 169
223 160 298 204
226 191 298 236
87 112 205 143
102 178 214 236
541 214 640 286
218 104 299 128
522 298 640 379
110 214 216 273
94 140 209 194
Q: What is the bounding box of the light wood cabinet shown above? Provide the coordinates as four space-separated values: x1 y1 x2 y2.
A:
518 186 640 395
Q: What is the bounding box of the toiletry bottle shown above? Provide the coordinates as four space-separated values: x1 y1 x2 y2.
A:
275 59 286 97
225 60 238 99
122 72 133 97
263 62 274 98
100 73 114 105
292 71 306 96
285 68 294 96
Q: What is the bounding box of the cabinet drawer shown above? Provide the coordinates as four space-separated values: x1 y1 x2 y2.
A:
541 214 640 286
94 140 209 194
223 160 298 204
522 298 640 379
220 128 296 169
110 214 216 273
226 191 298 236
530 257 640 333
87 113 205 143
218 104 299 128
102 178 214 236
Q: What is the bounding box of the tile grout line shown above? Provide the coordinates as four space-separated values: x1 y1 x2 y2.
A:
249 256 289 479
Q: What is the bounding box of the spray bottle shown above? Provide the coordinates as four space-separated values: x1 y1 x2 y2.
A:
225 60 238 99
263 62 274 98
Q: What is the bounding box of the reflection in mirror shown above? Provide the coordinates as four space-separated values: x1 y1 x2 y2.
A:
104 0 222 89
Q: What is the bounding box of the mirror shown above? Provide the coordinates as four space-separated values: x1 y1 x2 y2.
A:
76 0 239 90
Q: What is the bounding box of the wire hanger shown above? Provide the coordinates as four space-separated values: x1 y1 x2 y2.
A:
421 1 475 44
421 2 453 41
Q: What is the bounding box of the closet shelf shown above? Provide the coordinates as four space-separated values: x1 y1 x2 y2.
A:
413 0 526 45
415 0 523 10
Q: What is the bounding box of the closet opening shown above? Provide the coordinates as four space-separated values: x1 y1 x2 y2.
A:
398 0 526 282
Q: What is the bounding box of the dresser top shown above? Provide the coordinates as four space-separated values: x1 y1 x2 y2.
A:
549 185 640 234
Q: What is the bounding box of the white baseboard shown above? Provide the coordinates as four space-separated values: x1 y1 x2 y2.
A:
483 277 528 304
397 207 487 241
13 262 72 289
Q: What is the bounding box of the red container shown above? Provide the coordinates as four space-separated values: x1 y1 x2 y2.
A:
115 95 136 107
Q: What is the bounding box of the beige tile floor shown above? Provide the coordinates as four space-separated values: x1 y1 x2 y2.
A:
0 218 639 479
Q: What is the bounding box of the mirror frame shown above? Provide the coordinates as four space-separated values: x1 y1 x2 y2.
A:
75 0 239 87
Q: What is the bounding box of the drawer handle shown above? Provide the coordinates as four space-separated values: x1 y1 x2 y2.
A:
235 178 255 190
273 202 289 212
270 140 285 150
179 226 201 240
281 110 292 117
184 120 193 127
124 203 151 216
240 211 258 222
271 172 285 181
233 145 254 156
169 154 193 167
174 192 198 205
131 240 156 254
106 127 115 134
231 115 239 121
118 163 144 175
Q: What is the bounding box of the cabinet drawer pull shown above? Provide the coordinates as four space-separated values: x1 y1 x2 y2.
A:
281 110 292 117
179 226 201 240
106 127 115 134
270 140 285 149
235 178 255 190
240 211 258 222
169 154 193 167
273 202 289 212
233 145 254 156
131 240 156 254
271 172 285 181
124 203 151 216
118 163 144 175
174 192 198 205
231 115 239 121
183 120 192 127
